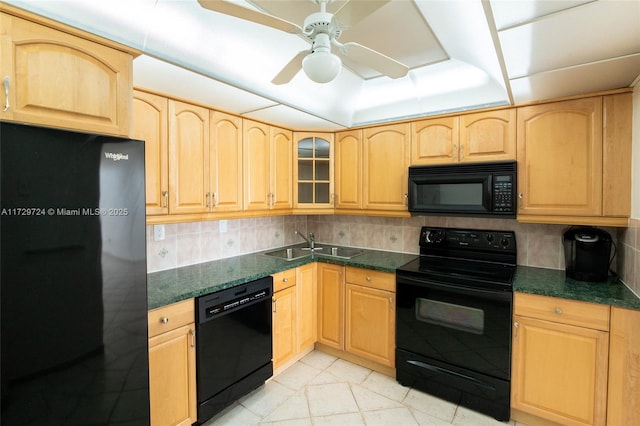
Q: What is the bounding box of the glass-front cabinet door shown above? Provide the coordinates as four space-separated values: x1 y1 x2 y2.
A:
293 133 334 210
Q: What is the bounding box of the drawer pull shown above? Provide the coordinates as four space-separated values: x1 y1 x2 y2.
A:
283 278 288 282
160 317 169 324
555 308 563 315
365 276 371 281
3 77 9 112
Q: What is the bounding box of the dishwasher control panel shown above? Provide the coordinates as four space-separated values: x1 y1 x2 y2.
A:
196 276 273 324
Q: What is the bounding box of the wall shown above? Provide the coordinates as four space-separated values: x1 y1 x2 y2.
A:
616 87 640 295
147 214 614 274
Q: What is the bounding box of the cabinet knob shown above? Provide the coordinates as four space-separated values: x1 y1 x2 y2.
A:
365 276 372 281
160 317 169 324
555 308 563 315
283 277 288 282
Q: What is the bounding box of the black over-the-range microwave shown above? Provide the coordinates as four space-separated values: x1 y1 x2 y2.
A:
407 161 517 218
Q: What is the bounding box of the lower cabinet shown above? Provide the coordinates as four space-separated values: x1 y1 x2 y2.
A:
272 268 297 370
317 264 396 369
272 263 317 371
345 268 395 368
148 299 197 426
317 263 345 350
512 293 610 426
607 307 640 425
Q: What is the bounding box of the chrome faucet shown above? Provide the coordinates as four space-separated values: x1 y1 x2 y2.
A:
295 230 317 250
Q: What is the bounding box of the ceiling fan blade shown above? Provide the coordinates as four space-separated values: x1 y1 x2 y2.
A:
198 0 301 34
271 50 307 85
333 0 391 28
339 42 408 79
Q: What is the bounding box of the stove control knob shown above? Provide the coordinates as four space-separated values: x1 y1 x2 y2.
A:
427 230 445 244
486 234 495 244
500 237 511 247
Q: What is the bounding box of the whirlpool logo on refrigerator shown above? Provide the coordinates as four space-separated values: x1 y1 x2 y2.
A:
104 152 129 161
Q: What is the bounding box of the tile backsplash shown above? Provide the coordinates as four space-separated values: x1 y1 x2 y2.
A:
146 214 638 296
618 218 640 295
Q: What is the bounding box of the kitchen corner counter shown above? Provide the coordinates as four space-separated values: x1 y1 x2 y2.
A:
147 248 418 310
514 266 640 310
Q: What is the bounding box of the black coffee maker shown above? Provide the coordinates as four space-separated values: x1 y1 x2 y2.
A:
563 227 613 282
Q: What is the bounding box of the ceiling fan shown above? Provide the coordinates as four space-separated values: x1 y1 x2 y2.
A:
197 0 410 84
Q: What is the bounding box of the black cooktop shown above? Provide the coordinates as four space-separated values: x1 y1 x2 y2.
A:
396 227 517 289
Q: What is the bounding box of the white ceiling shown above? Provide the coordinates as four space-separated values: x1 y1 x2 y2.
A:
4 0 639 131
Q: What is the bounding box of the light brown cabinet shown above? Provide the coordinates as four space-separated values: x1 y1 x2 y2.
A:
133 90 169 216
459 109 516 163
317 263 396 369
334 129 363 210
411 110 515 165
607 307 640 425
244 120 293 212
316 263 345 350
294 133 334 211
296 262 317 351
363 124 410 212
148 299 197 426
210 111 243 212
516 94 631 226
168 100 210 215
411 117 459 165
272 264 317 371
0 11 133 136
344 267 395 367
512 293 610 426
272 269 297 370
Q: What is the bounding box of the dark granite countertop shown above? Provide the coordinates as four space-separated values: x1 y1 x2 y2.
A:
514 266 640 310
147 247 418 310
148 247 640 311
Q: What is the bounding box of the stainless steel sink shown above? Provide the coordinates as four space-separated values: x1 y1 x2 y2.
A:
263 245 364 261
262 247 310 261
314 245 364 259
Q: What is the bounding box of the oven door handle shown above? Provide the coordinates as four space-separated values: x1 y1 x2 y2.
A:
406 359 496 391
397 275 512 302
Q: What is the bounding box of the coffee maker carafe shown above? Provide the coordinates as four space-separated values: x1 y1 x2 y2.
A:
563 227 613 282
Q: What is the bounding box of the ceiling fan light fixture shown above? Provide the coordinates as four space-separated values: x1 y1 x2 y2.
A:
302 50 341 83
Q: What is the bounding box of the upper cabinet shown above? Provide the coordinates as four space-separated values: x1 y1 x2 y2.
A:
334 125 411 216
411 117 459 165
169 100 210 215
0 11 134 136
459 109 516 163
210 111 243 213
363 124 410 212
411 109 515 165
270 126 294 211
334 130 363 210
132 90 169 216
244 119 293 212
294 133 334 211
516 94 631 226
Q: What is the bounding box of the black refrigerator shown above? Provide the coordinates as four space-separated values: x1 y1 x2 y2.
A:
0 122 150 425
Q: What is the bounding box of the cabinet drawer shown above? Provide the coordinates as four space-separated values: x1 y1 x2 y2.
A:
514 292 610 331
273 269 297 292
148 298 195 338
345 267 395 292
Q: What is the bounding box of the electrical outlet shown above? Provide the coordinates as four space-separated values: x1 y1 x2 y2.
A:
154 224 165 241
219 220 227 233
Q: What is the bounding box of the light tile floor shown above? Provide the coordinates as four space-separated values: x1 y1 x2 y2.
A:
203 351 527 426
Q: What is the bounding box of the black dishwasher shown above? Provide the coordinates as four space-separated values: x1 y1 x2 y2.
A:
196 276 273 424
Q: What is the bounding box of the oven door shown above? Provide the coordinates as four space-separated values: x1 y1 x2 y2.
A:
396 274 512 380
